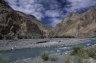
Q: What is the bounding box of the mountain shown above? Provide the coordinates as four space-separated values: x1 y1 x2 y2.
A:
52 7 96 38
0 0 50 39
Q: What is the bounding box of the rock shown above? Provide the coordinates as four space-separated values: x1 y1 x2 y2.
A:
0 1 50 39
52 7 96 38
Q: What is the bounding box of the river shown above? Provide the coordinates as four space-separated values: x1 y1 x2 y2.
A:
0 38 96 62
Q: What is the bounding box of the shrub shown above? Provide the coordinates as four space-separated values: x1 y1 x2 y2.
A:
64 56 91 63
0 54 8 63
64 56 82 63
71 46 89 59
87 48 96 59
40 52 49 61
71 46 82 55
49 55 58 61
64 55 71 63
72 46 96 59
18 60 28 63
78 49 89 59
65 60 70 63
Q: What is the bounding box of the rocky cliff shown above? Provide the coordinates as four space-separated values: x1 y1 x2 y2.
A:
0 0 49 39
53 7 96 38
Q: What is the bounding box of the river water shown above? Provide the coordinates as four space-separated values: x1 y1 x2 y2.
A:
0 38 96 62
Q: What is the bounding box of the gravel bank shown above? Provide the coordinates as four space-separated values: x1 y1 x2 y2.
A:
0 38 94 51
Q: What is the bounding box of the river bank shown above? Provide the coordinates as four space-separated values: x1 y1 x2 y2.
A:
13 44 96 63
0 38 95 51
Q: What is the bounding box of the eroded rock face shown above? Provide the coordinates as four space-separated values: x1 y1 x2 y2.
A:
53 8 96 38
0 1 48 39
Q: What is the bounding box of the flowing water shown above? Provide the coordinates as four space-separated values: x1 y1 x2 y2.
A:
0 38 96 62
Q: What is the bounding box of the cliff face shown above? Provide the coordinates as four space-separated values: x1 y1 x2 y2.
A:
53 8 96 38
0 1 49 39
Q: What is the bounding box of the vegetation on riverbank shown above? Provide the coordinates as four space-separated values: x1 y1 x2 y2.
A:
71 46 96 59
63 46 96 63
12 46 96 63
52 35 75 38
40 52 49 61
0 54 9 63
39 46 96 63
40 52 58 61
1 45 96 63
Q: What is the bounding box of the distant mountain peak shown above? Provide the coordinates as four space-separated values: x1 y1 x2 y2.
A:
52 7 96 38
0 1 50 39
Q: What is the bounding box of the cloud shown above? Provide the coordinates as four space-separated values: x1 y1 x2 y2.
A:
68 0 96 12
5 0 96 27
50 18 63 27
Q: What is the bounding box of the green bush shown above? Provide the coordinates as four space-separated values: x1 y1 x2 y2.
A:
64 59 70 63
71 46 89 59
78 49 89 59
18 60 28 63
0 54 8 63
49 55 58 61
72 46 96 59
40 52 49 61
87 48 96 59
64 55 71 63
65 47 96 63
64 56 91 63
71 46 82 55
64 56 81 63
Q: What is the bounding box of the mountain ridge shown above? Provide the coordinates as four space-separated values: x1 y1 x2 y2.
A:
0 0 96 39
51 7 96 38
0 0 50 39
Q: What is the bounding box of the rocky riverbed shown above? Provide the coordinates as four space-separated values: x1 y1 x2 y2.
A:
0 38 94 51
0 38 96 63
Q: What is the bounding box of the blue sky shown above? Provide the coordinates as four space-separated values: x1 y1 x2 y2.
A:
5 0 96 27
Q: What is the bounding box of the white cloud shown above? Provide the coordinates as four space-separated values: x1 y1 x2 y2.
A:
45 10 60 17
68 0 96 12
5 0 96 27
51 18 62 27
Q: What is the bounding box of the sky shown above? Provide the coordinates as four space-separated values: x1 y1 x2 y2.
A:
5 0 96 27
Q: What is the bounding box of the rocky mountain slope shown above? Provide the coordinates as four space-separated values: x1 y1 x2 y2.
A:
52 7 96 38
0 0 50 39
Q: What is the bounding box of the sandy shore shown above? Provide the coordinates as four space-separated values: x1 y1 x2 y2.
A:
0 38 94 51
